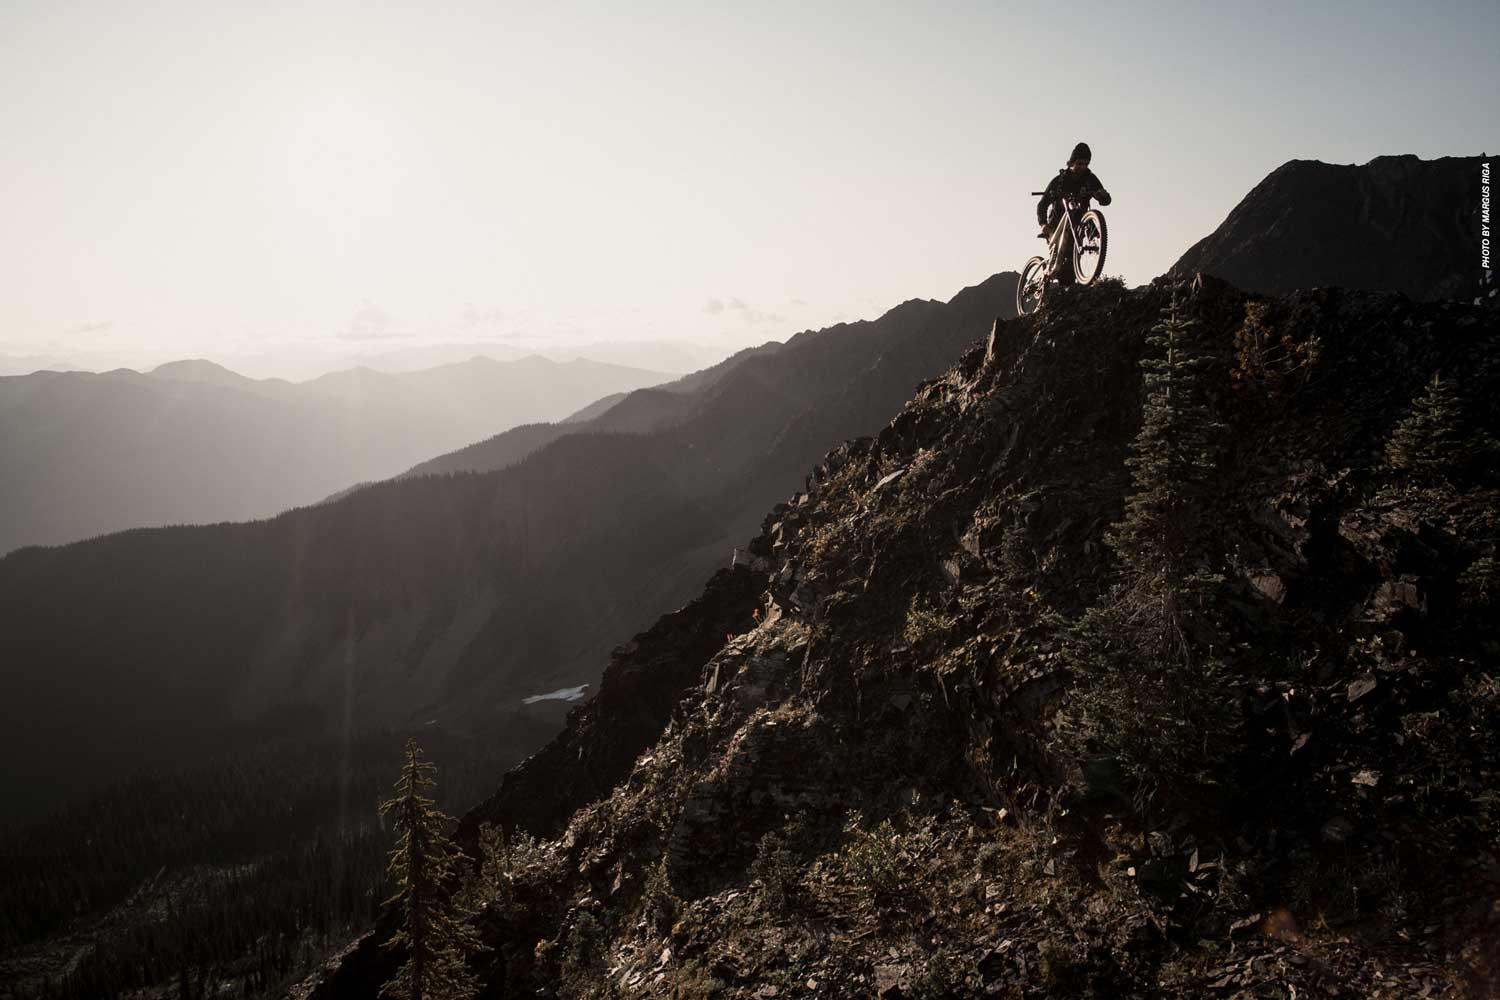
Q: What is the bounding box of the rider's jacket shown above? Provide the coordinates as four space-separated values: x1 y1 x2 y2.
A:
1036 167 1111 226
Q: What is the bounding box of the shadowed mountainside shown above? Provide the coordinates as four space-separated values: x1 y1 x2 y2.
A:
397 341 789 479
0 275 1018 822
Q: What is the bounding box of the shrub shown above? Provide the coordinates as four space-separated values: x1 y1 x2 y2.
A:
822 811 940 912
477 822 550 916
672 960 725 1000
748 828 802 914
842 817 907 903
975 839 1005 873
639 862 678 934
559 911 606 999
998 520 1036 582
1231 300 1321 398
1049 606 1242 809
903 595 957 648
909 949 965 998
1458 555 1500 609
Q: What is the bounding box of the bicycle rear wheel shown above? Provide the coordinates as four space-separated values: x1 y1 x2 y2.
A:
1017 256 1047 316
1074 210 1107 285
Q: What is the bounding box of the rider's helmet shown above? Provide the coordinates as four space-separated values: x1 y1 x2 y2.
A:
1070 142 1091 165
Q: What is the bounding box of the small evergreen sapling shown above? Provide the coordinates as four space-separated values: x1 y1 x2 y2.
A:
380 739 482 1000
1386 372 1491 480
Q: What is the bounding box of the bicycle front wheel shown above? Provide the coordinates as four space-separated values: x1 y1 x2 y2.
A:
1017 256 1047 316
1074 210 1108 285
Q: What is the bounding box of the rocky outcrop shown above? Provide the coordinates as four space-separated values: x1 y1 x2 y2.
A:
666 667 829 895
1172 154 1489 302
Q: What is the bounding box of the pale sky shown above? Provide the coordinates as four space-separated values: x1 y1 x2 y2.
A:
2 1 1494 378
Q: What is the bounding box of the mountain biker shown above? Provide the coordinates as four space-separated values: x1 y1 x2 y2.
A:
1036 142 1111 285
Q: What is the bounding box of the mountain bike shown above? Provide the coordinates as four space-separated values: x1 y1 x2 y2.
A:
1016 195 1108 316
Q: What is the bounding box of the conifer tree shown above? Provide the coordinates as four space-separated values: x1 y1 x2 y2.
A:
1107 287 1225 594
1386 372 1475 478
1057 287 1240 806
380 739 481 1000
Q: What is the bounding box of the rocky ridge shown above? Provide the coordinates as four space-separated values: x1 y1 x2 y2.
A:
307 277 1500 998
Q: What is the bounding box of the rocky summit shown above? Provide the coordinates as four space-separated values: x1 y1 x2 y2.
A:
306 277 1500 999
1172 154 1489 304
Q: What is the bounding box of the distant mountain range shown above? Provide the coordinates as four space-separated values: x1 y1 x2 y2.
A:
0 355 671 554
0 338 730 382
1172 153 1488 300
0 354 86 377
348 339 729 376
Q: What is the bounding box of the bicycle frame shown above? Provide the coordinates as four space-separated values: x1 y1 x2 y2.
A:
1041 197 1089 278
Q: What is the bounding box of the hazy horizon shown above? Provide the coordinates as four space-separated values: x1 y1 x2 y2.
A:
3 1 1494 380
0 335 730 381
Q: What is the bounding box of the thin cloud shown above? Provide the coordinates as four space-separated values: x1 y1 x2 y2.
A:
727 298 784 325
704 297 783 324
460 302 505 330
338 302 401 341
65 321 114 337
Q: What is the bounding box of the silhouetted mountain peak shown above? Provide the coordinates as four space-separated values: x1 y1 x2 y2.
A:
1172 152 1487 301
946 270 1023 310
